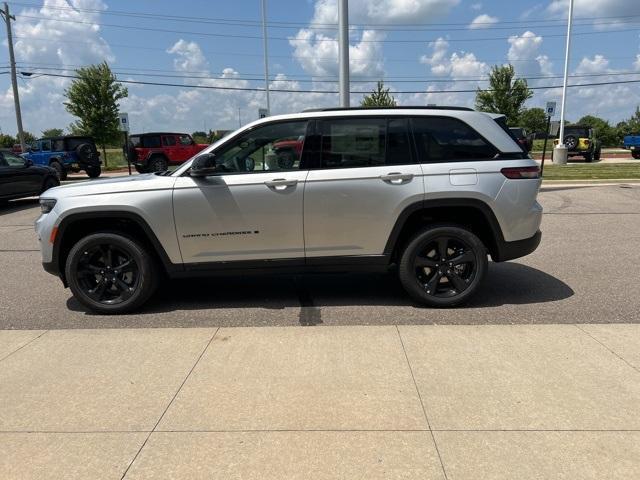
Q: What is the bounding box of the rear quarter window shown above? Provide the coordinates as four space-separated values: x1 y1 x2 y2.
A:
142 136 161 148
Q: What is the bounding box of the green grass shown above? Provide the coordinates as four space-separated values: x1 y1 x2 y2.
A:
102 148 128 170
542 163 640 180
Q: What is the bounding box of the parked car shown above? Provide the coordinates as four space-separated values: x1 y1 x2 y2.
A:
509 127 533 152
623 134 640 159
126 132 208 173
12 143 23 154
0 149 59 205
553 125 601 162
21 136 101 180
36 106 542 314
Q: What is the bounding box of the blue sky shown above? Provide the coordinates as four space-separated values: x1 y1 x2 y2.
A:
1 0 640 136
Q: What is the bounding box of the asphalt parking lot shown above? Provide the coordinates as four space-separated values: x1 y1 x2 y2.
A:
1 183 639 329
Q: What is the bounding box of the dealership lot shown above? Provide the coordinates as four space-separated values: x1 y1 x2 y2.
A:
1 183 639 329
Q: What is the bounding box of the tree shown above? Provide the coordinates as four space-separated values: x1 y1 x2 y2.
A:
22 131 36 144
475 64 532 126
192 131 208 143
64 62 128 166
42 128 64 137
361 81 397 107
519 108 548 134
0 133 16 148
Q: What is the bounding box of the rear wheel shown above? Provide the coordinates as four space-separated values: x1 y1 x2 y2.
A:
148 156 168 172
398 226 488 307
134 164 148 174
594 148 601 161
65 232 158 314
50 161 67 180
632 151 640 160
584 151 594 162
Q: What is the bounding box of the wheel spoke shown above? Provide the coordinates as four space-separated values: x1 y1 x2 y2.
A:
117 259 133 270
446 271 467 292
415 255 438 268
437 238 449 260
89 281 108 301
115 278 134 298
450 250 474 266
425 271 442 295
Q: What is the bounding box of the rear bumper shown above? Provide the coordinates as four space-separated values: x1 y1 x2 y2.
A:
492 230 541 262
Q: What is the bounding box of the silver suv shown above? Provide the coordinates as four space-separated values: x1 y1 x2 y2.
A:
36 107 542 313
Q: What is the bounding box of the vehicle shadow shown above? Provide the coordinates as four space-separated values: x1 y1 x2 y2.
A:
66 262 574 323
0 198 39 217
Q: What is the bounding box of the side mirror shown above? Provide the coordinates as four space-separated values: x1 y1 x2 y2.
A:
190 153 218 177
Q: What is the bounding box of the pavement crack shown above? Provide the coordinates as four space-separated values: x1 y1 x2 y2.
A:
0 330 48 363
395 325 449 480
119 327 219 479
574 324 640 374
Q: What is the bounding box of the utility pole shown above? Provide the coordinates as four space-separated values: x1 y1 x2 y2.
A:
338 0 350 107
1 2 26 152
261 0 270 115
553 0 574 165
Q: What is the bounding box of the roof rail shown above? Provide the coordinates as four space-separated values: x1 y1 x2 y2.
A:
302 106 474 113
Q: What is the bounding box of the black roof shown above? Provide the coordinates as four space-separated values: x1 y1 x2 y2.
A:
39 135 95 141
129 132 190 137
302 106 474 113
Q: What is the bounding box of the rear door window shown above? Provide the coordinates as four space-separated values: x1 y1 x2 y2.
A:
162 135 177 147
411 116 497 162
142 136 161 148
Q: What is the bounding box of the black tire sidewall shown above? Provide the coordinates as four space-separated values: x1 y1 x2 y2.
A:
86 166 101 178
149 156 168 172
41 176 58 193
65 232 157 314
50 161 67 180
398 226 488 307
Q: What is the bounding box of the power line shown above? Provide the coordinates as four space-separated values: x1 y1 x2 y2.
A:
14 13 640 44
9 0 640 29
18 70 640 94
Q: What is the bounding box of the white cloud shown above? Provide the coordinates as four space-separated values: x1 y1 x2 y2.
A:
420 37 489 79
575 55 610 74
310 0 460 25
547 0 640 18
0 0 114 136
166 40 209 73
468 14 499 29
634 55 640 72
508 31 553 76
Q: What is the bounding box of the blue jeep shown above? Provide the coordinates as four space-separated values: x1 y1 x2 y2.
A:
623 134 640 159
22 136 101 180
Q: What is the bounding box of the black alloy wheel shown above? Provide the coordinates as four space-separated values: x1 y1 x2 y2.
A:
398 226 487 307
66 233 158 313
564 135 578 151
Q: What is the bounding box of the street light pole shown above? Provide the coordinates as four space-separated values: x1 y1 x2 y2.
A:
553 0 574 165
338 0 350 107
261 0 270 115
1 2 26 152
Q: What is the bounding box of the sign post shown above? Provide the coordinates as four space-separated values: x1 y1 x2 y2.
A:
540 101 556 176
118 113 131 175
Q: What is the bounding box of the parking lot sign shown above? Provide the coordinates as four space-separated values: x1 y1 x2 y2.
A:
258 108 268 119
546 101 556 117
118 112 129 132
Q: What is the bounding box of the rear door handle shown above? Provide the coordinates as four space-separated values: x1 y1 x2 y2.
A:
380 172 414 184
265 178 298 190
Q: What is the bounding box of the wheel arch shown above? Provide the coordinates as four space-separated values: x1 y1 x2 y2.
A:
52 211 180 286
384 199 507 262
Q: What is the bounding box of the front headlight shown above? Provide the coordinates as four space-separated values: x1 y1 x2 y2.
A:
40 198 57 214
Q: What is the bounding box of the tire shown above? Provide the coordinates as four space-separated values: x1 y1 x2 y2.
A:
65 232 158 314
50 161 67 181
398 225 488 307
40 176 59 194
594 148 601 161
584 151 594 162
632 151 640 160
134 164 148 174
564 135 578 151
86 165 101 178
276 149 295 169
75 143 96 163
148 155 168 172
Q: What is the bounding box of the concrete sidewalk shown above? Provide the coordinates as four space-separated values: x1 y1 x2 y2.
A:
1 325 639 479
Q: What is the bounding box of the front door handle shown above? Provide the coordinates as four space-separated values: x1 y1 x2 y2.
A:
265 178 298 190
380 172 413 184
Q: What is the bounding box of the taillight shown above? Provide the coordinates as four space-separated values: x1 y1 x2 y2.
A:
501 166 540 179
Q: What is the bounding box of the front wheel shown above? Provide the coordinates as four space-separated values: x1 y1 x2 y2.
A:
65 232 158 314
632 151 640 160
148 156 168 172
86 165 101 178
50 161 67 180
40 176 59 194
398 226 488 307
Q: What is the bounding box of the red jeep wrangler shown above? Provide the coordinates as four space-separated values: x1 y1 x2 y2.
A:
126 132 208 173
